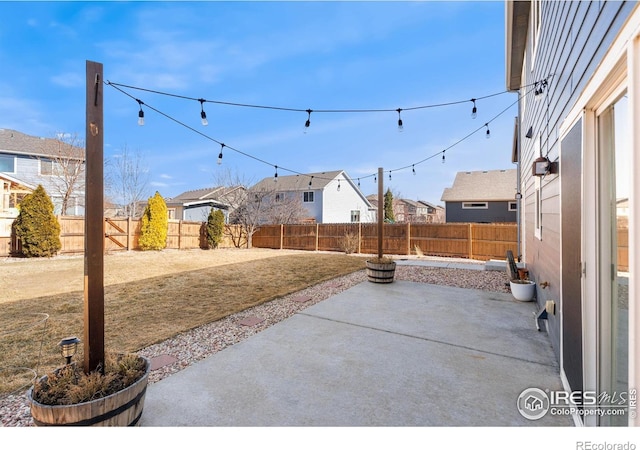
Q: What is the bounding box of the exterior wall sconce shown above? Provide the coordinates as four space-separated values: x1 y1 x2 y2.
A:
59 336 80 365
532 156 558 177
525 126 533 139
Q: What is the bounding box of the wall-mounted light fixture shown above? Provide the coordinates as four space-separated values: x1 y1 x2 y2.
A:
532 156 558 176
525 127 533 139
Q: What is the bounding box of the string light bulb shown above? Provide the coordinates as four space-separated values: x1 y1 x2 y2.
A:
304 109 312 132
485 123 490 139
412 165 416 175
357 178 361 188
337 179 341 191
274 165 278 182
374 174 377 184
137 99 144 126
199 99 208 126
471 99 477 119
217 143 225 165
308 175 313 188
442 151 446 163
396 108 403 132
389 171 392 181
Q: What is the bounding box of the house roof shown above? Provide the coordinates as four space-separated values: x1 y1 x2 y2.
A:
252 170 344 192
505 0 531 91
440 169 517 202
166 186 244 207
0 128 84 160
417 200 444 210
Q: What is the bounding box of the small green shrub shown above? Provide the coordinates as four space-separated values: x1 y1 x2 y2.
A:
206 208 225 249
139 191 168 251
13 185 61 257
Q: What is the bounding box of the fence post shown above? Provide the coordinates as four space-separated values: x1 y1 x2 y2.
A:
315 223 319 251
468 223 473 260
358 221 362 254
280 224 284 250
127 217 132 250
407 222 411 255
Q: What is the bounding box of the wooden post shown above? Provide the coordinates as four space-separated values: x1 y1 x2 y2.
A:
407 222 411 255
315 223 319 251
378 167 383 259
127 217 132 250
358 221 362 254
468 223 473 260
280 224 284 250
84 60 105 374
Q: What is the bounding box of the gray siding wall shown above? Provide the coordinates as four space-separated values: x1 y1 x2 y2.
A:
445 201 516 223
517 1 635 363
6 153 84 215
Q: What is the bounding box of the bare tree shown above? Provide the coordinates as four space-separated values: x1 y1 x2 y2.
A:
105 145 150 217
46 133 85 215
213 169 308 248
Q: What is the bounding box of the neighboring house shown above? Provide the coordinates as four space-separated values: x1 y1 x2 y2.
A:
252 170 375 224
165 186 244 222
396 199 445 223
0 129 85 216
506 1 639 426
440 169 517 223
369 196 445 223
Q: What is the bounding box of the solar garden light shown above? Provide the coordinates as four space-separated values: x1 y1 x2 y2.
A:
58 336 80 365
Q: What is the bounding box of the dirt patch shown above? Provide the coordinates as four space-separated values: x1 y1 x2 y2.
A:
0 248 307 304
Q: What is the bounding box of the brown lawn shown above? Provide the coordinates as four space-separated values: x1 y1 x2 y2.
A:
0 248 366 393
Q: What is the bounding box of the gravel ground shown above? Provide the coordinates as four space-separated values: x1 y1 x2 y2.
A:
0 264 510 427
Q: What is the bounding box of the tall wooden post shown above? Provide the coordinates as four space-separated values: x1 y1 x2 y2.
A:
84 60 105 374
377 167 383 259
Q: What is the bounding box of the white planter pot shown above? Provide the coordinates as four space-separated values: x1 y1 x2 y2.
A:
509 280 536 302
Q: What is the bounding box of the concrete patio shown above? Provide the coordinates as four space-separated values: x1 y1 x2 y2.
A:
140 273 571 426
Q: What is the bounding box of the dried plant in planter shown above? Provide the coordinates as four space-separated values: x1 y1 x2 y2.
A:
368 256 394 264
32 353 146 406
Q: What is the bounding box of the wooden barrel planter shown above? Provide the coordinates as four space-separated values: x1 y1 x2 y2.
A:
366 260 396 284
28 356 150 426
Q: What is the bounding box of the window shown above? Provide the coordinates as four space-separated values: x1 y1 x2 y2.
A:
40 160 53 175
0 154 15 172
303 191 314 203
350 210 360 223
462 202 488 209
509 202 517 211
275 193 283 203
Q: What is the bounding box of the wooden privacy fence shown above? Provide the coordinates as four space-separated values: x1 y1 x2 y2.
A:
252 222 519 261
0 216 240 256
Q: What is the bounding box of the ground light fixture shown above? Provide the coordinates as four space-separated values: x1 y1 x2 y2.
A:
58 336 80 365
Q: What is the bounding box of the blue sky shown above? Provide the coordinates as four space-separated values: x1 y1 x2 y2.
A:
0 1 518 204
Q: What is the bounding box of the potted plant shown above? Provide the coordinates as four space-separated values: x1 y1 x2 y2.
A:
509 279 536 302
28 348 150 427
366 256 396 284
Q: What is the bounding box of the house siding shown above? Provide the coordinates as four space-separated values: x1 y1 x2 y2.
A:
514 0 637 394
3 153 84 215
322 178 375 223
445 201 516 223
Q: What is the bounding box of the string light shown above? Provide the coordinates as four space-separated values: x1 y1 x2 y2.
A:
304 109 312 132
471 99 477 119
274 165 278 182
217 143 225 165
337 179 341 191
308 175 313 188
396 108 403 132
412 164 416 175
374 174 377 184
107 77 537 188
137 99 144 126
199 99 208 126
